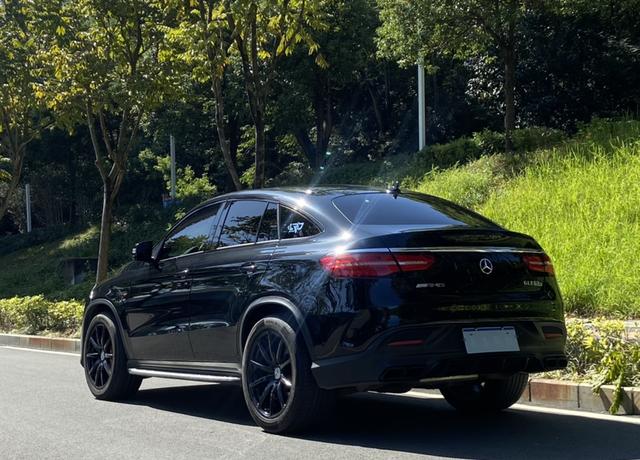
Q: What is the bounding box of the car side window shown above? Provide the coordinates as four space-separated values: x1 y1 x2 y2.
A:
160 203 222 260
218 200 268 247
257 202 278 242
280 206 320 239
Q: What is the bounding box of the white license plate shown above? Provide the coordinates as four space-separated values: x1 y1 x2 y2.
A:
462 326 520 354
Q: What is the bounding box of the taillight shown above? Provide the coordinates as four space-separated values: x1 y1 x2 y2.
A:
393 253 436 272
522 253 555 276
320 252 435 278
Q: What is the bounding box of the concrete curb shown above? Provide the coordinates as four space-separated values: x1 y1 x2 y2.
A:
411 378 640 416
0 333 81 354
2 333 638 415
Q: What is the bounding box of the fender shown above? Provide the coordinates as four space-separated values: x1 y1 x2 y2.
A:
237 295 315 359
81 299 133 366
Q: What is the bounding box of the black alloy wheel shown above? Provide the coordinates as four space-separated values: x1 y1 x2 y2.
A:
83 313 141 400
242 315 335 433
85 322 114 389
246 329 293 418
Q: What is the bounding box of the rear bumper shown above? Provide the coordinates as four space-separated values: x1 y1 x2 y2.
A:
311 320 567 390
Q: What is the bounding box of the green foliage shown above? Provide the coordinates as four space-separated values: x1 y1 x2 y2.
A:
152 154 216 203
481 120 640 317
560 319 640 413
0 295 83 335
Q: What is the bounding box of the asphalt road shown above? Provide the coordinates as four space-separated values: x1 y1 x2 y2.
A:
1 346 639 460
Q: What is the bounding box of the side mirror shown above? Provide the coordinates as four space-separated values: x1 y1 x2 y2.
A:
132 241 154 263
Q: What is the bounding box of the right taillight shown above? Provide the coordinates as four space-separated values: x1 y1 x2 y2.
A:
522 253 555 276
320 252 436 278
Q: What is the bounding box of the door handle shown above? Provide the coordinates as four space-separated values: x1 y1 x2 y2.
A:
241 262 257 273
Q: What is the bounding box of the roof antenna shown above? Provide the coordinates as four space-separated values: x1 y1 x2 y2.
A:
389 180 401 199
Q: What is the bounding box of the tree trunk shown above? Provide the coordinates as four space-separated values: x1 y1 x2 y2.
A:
253 106 266 189
0 147 24 223
212 80 242 190
503 38 517 153
294 128 317 168
96 182 113 283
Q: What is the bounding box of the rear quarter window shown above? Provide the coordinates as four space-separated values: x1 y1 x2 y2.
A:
332 192 495 228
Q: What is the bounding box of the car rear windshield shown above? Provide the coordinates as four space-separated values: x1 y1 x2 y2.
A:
332 193 495 227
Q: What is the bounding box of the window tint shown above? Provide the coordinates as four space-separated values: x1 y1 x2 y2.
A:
280 206 321 239
160 204 221 259
257 202 278 242
332 193 494 227
218 200 268 247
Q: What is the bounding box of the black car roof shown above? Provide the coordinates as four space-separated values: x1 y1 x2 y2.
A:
197 185 390 208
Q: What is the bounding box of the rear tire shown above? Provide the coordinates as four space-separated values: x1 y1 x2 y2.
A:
83 313 142 400
440 373 529 412
241 315 334 433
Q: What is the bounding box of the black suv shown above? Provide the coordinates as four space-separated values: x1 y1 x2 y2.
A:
81 186 567 433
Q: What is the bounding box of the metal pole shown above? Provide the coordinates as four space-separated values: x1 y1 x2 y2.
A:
25 183 32 233
169 134 176 200
418 64 426 151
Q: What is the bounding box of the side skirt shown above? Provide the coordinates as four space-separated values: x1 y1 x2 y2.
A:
127 359 242 384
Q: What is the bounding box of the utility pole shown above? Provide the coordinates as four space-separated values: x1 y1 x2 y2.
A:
170 134 176 200
418 64 426 151
25 183 32 233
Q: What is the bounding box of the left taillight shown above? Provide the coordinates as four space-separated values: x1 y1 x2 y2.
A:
522 253 555 276
320 252 435 278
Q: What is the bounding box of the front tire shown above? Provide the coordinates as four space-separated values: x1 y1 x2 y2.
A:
241 315 334 433
440 373 529 412
83 313 141 400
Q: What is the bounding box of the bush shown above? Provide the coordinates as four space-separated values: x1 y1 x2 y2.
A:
0 295 83 335
559 318 640 413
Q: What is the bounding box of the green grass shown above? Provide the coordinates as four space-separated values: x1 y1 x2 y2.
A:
0 217 168 302
480 131 640 317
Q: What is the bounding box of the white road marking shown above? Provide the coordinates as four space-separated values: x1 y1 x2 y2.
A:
403 390 640 425
0 345 78 357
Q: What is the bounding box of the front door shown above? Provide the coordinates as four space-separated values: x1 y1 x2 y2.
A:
123 203 223 361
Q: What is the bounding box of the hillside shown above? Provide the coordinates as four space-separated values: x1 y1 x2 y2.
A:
1 119 638 317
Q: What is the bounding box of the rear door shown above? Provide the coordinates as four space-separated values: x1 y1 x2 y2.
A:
123 204 222 361
188 200 279 363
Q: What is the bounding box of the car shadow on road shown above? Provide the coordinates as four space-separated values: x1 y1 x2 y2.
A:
127 383 640 460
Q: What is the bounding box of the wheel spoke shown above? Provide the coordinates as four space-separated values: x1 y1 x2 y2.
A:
104 353 113 359
275 339 284 364
89 337 100 350
279 358 291 369
249 359 272 373
258 381 274 407
103 360 112 376
276 382 285 408
86 352 99 358
280 377 292 388
257 341 272 366
249 374 271 388
88 358 100 376
267 333 276 363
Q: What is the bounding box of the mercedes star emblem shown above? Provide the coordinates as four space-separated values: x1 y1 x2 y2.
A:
479 258 494 275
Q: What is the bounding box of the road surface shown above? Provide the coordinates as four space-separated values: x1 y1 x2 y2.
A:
1 346 639 460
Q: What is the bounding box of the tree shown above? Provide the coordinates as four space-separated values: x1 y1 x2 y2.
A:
222 0 327 188
166 0 243 190
377 0 537 152
0 0 51 223
42 0 171 282
274 0 379 170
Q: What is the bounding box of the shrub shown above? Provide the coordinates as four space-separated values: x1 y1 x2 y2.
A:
561 318 640 413
0 295 84 335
